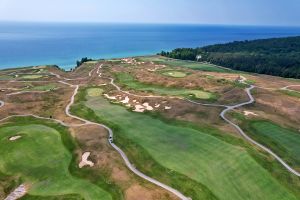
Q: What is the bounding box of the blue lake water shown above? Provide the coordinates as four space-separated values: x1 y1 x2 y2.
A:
1 22 300 70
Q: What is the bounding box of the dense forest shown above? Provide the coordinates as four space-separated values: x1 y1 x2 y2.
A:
160 36 300 78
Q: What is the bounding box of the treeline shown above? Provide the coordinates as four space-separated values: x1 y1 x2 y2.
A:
160 36 300 78
76 57 94 67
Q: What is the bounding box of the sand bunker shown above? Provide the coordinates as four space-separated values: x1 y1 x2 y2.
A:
133 105 145 112
9 135 22 141
244 111 257 116
104 94 117 100
121 96 130 104
143 103 153 111
79 152 94 169
165 106 172 110
4 184 27 200
133 102 154 112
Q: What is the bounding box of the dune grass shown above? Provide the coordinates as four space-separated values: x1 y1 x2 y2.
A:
82 95 297 200
247 121 300 167
115 73 216 100
0 123 112 200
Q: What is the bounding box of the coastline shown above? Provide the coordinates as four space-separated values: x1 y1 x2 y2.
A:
2 23 300 71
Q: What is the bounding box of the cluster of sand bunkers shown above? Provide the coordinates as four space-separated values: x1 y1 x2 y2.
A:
121 58 145 65
104 94 172 113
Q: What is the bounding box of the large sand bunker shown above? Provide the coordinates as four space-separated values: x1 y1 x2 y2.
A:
244 111 258 116
9 135 22 141
79 152 95 168
4 184 27 200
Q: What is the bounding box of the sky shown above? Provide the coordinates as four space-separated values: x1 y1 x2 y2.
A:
0 0 300 26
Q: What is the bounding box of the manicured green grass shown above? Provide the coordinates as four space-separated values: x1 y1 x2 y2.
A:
87 88 103 97
115 73 216 100
161 70 188 78
139 56 231 73
0 75 13 81
247 121 300 167
20 75 44 79
27 84 57 91
0 124 112 200
84 95 297 200
281 90 300 98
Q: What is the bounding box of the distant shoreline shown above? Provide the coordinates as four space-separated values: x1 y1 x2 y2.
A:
1 23 300 70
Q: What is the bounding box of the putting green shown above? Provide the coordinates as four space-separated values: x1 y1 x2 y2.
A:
87 88 103 97
161 71 187 78
248 121 300 167
0 124 112 200
85 96 297 200
20 75 44 79
27 84 57 91
116 73 215 100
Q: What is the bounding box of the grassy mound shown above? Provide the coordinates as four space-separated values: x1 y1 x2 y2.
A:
0 123 112 200
84 95 297 200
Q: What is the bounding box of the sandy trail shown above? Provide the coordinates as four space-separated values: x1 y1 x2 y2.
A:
6 90 50 96
281 84 300 93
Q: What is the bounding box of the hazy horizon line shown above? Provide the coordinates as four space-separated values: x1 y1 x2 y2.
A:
1 20 300 28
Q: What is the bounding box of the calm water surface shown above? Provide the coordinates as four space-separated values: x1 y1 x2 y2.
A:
1 22 300 69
